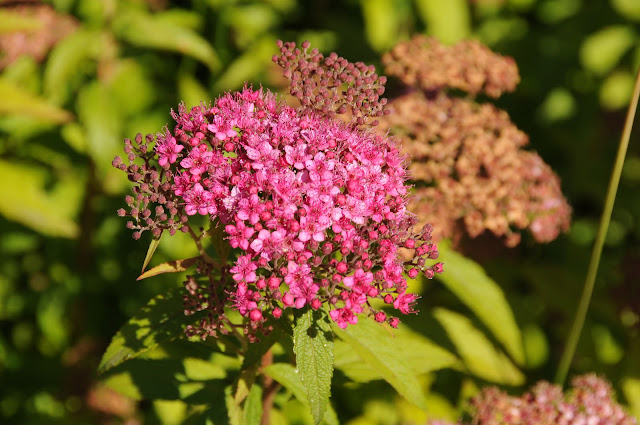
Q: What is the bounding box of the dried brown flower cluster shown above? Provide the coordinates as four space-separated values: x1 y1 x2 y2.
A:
383 35 520 98
272 40 390 127
0 2 77 69
467 374 638 425
379 36 571 246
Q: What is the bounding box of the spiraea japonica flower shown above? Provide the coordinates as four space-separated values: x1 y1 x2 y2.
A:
114 41 443 339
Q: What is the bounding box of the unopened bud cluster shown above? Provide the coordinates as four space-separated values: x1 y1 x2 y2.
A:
273 40 390 127
379 37 571 246
112 134 189 240
115 42 444 336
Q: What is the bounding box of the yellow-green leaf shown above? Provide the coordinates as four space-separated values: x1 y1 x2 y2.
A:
433 308 524 385
0 10 43 33
112 10 221 72
137 257 200 281
414 0 471 44
436 242 525 365
0 160 81 238
333 317 428 409
0 78 72 123
142 234 162 274
580 25 637 76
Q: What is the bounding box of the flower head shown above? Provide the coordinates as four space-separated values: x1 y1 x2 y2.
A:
115 42 443 338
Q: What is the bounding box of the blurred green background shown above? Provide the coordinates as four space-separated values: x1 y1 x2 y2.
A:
1 0 639 424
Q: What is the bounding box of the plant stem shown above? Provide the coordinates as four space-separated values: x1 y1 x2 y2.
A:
261 349 279 425
555 68 640 385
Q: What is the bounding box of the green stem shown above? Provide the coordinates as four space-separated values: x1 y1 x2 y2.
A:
555 68 640 385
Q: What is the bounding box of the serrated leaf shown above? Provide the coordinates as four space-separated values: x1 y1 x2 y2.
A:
0 78 72 123
433 308 524 385
334 326 461 383
263 363 338 425
98 287 205 374
293 308 334 425
142 233 162 273
332 318 428 410
137 256 199 281
0 160 80 238
436 242 525 365
112 10 220 71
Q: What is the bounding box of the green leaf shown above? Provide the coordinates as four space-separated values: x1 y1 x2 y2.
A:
263 363 338 425
0 78 72 123
112 10 221 71
414 0 471 44
332 317 428 410
226 366 258 425
263 363 306 404
433 308 524 385
76 81 124 180
0 160 81 238
43 29 105 105
600 70 635 110
243 383 263 425
334 326 461 382
98 287 205 374
361 0 401 51
580 25 637 76
101 340 237 402
212 36 277 93
293 308 334 425
0 10 43 33
612 0 640 21
436 242 525 365
136 257 200 281
621 377 640 419
142 233 163 274
102 358 226 401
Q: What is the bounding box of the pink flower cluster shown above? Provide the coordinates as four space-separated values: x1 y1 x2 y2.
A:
154 86 443 330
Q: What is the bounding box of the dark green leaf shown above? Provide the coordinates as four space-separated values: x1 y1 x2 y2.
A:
332 318 428 410
433 308 524 385
293 308 334 425
98 287 205 374
436 242 525 365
